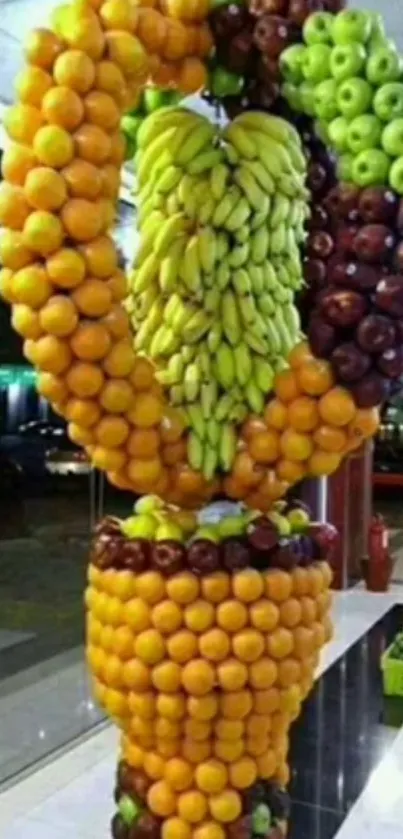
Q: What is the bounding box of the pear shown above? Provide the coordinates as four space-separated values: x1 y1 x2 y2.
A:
268 511 291 537
134 495 163 515
191 525 220 543
287 508 310 533
119 795 141 827
155 521 184 543
217 515 247 540
121 514 158 540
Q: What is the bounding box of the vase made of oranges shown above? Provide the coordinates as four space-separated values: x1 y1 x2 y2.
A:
86 497 334 839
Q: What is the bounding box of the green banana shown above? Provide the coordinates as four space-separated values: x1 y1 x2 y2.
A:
216 343 235 389
270 194 291 228
219 424 237 472
215 393 235 422
228 242 250 269
197 227 217 274
207 417 221 447
248 265 265 295
183 310 212 343
187 403 205 438
210 163 229 201
207 321 222 354
180 236 202 294
201 381 218 419
234 166 267 212
187 148 224 175
245 380 265 414
222 291 241 346
251 227 270 263
253 358 275 394
234 342 252 387
203 446 218 481
188 432 204 471
232 268 251 295
159 236 186 294
224 123 257 160
176 122 215 165
224 197 251 232
216 260 231 291
184 363 201 401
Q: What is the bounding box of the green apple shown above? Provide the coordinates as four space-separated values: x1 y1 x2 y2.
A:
330 42 366 82
303 11 333 45
210 66 244 98
121 114 143 142
382 119 403 157
268 511 291 537
337 153 354 182
337 78 373 120
252 803 272 836
287 508 310 533
315 119 330 145
373 83 403 122
367 12 388 50
314 79 339 122
191 525 220 543
366 47 402 86
347 114 383 154
135 495 163 514
155 522 184 542
389 156 403 194
119 796 140 826
328 115 350 152
300 81 316 116
121 514 158 540
352 148 390 187
282 82 303 112
143 87 181 113
280 44 306 84
217 515 247 539
331 9 372 46
302 43 332 83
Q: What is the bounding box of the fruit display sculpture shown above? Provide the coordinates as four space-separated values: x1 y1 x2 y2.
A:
0 0 401 836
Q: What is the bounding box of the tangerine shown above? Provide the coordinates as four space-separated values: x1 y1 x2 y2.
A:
308 450 341 477
267 627 294 660
264 398 288 430
319 387 356 427
274 369 299 402
79 235 118 277
1 144 36 186
46 247 86 288
216 600 248 634
33 125 74 168
54 49 95 93
195 760 228 795
12 305 42 340
39 295 78 336
297 358 334 396
288 396 319 432
147 781 177 818
70 321 112 360
199 628 230 663
276 458 306 484
127 392 164 428
23 210 64 257
25 28 63 70
42 85 84 130
25 167 67 212
66 361 104 397
313 424 347 452
61 198 105 241
72 278 113 317
127 428 160 458
12 264 52 308
247 429 280 464
188 694 218 722
217 658 248 692
63 159 102 200
0 183 31 230
248 657 278 689
30 334 72 374
209 790 242 824
167 629 198 664
280 429 314 462
4 103 44 145
15 65 52 107
74 122 112 165
177 790 208 824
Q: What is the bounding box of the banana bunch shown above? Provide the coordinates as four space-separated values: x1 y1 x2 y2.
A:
127 107 309 478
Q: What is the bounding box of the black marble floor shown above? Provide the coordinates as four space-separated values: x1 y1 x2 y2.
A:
288 605 403 839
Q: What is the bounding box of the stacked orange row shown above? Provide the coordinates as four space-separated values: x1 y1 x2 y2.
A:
86 561 332 834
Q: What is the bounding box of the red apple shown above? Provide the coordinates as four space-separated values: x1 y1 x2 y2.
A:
253 15 298 58
331 342 371 382
351 371 390 408
325 184 360 219
310 205 330 230
353 224 396 263
309 522 339 562
376 347 403 378
328 259 379 290
336 225 359 255
358 187 398 224
308 316 337 357
304 258 327 286
375 276 403 318
356 314 396 353
319 289 367 328
308 230 334 259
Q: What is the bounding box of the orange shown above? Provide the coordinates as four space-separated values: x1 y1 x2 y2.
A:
103 305 130 339
124 596 151 632
265 569 292 603
217 658 248 692
0 184 31 230
24 167 67 212
72 278 113 317
157 693 186 721
264 398 287 430
4 104 44 145
232 629 264 663
289 340 314 370
66 361 104 397
248 429 280 464
12 305 42 340
308 450 341 477
277 657 301 687
209 790 242 824
105 30 148 77
248 657 278 689
182 659 215 696
30 335 72 374
39 295 78 337
42 85 84 130
151 600 183 635
100 0 139 31
61 199 105 242
74 123 112 165
61 13 105 61
127 428 160 458
62 159 102 200
347 407 380 446
313 424 347 453
95 416 129 447
201 573 230 604
162 818 191 839
68 425 94 448
46 247 86 289
319 387 356 427
155 718 181 740
193 824 225 839
178 57 208 95
95 60 127 100
23 211 64 257
288 396 319 432
280 429 314 462
84 90 120 131
137 8 167 51
267 627 294 660
199 629 230 663
245 714 271 739
135 571 165 605
12 264 52 308
220 689 252 720
147 781 176 818
188 694 218 722
216 600 247 634
167 629 198 664
195 760 228 795
274 369 299 403
214 740 245 764
232 569 264 603
291 566 310 597
25 28 63 70
177 790 208 824
79 236 118 277
135 629 165 666
1 144 36 186
70 321 112 360
54 49 96 94
164 19 190 60
37 372 67 404
181 601 214 635
166 572 199 605
127 392 164 429
253 686 281 715
279 597 302 628
229 756 257 790
33 125 74 168
164 758 193 792
297 358 334 396
107 270 128 301
15 65 52 107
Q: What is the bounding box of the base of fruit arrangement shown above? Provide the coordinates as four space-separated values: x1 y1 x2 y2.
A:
112 760 289 839
86 502 333 839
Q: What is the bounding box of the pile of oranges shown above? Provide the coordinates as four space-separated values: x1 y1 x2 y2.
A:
224 343 380 512
86 558 333 836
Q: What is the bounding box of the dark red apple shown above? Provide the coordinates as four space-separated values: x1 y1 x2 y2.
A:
250 0 288 15
310 205 330 230
377 347 403 378
210 6 250 38
395 199 403 234
288 0 322 25
308 317 337 357
307 162 328 193
328 259 379 291
351 371 390 408
336 225 360 255
319 289 367 328
331 342 371 382
248 516 278 552
356 314 396 353
307 230 334 259
325 184 360 219
226 31 256 74
353 224 396 263
253 15 298 58
111 814 129 839
375 276 403 318
309 522 339 562
304 258 326 286
358 187 398 224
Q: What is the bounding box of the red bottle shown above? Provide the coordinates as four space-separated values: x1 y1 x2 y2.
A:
366 514 392 592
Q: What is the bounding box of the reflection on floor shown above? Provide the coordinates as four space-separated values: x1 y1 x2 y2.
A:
0 629 35 653
1 587 403 839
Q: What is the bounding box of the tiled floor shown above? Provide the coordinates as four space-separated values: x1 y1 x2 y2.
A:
1 586 403 839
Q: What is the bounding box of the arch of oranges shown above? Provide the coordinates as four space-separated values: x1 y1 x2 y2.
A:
0 0 381 512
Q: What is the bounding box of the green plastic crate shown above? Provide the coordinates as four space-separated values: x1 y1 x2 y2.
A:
382 644 403 697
